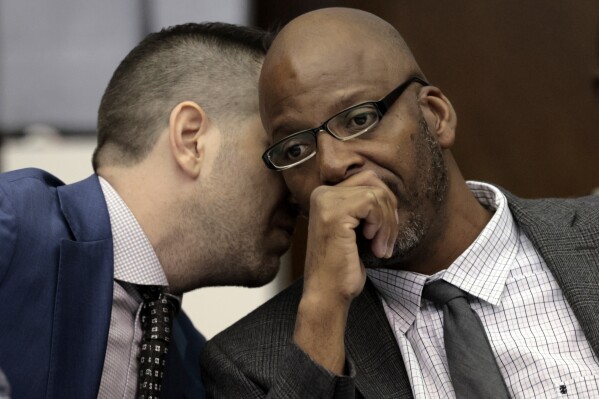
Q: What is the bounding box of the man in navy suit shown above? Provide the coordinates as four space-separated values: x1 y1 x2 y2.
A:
0 22 294 398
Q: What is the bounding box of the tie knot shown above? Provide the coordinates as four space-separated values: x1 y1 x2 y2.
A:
139 287 180 333
422 280 467 305
139 285 163 302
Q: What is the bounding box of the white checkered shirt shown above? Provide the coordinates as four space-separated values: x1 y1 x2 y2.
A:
97 177 172 399
367 181 599 398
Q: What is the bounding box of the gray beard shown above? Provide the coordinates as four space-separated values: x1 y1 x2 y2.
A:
358 117 448 268
357 209 425 268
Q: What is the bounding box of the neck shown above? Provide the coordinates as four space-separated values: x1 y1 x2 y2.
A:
99 163 192 292
398 174 492 276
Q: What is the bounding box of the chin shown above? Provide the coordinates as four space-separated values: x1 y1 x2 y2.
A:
242 271 278 288
240 257 281 288
357 234 416 269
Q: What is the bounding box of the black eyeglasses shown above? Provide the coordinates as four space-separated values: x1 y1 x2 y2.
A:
262 76 429 171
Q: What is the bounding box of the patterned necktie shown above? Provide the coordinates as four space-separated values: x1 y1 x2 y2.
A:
137 288 179 399
422 280 510 399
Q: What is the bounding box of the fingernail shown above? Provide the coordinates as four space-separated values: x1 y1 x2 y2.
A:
395 209 399 224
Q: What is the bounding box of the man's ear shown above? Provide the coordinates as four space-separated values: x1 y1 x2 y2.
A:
168 101 214 178
418 86 457 149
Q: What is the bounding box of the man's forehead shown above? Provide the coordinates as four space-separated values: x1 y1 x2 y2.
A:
262 7 418 85
262 22 406 96
261 37 398 102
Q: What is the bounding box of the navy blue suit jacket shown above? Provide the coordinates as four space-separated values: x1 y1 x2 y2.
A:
0 168 205 398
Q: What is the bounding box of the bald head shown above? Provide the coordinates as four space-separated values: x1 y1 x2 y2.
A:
259 8 424 139
266 8 416 67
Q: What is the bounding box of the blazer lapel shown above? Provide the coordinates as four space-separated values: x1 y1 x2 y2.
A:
507 195 599 358
46 176 114 399
346 279 414 399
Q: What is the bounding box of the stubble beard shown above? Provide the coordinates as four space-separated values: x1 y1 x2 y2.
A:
358 117 448 268
158 162 279 291
164 192 279 290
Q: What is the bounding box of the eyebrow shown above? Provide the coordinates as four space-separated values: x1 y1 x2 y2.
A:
271 119 308 142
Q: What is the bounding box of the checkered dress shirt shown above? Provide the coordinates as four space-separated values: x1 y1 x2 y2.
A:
97 177 174 399
367 181 599 398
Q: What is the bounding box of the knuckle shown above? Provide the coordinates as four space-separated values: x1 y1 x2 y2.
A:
365 188 387 207
311 185 336 200
310 186 329 206
362 170 378 180
309 190 337 225
364 189 378 203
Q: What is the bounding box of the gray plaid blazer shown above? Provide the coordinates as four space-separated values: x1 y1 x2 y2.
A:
201 193 599 398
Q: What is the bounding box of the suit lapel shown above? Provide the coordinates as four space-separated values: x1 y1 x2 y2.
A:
346 279 414 399
46 176 114 399
507 194 599 358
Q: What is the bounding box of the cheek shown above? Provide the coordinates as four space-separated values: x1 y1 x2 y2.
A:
370 127 420 170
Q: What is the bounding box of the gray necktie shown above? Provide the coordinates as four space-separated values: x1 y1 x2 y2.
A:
422 280 510 399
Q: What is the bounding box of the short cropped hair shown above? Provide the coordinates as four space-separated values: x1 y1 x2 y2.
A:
93 22 271 171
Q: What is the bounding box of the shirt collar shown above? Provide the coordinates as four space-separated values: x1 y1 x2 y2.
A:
367 181 520 332
367 268 428 332
443 181 519 306
99 177 169 287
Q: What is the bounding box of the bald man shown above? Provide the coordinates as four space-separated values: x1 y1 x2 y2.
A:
201 8 599 398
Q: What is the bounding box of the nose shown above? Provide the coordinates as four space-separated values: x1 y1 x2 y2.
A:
316 132 364 185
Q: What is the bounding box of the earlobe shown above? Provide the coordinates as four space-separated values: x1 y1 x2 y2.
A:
169 101 208 178
418 86 457 149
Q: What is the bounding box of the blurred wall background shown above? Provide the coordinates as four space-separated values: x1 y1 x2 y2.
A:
1 0 598 336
